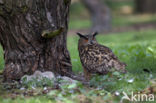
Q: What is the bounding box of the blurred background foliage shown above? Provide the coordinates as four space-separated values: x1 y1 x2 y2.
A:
69 0 156 30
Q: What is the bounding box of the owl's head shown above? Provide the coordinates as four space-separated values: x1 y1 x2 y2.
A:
77 32 98 47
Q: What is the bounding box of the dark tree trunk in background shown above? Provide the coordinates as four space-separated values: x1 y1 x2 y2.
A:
0 0 72 81
135 0 156 13
81 0 111 33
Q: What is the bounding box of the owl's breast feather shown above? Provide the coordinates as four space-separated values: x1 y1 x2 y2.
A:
81 45 106 65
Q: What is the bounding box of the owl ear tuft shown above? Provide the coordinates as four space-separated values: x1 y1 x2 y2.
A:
77 32 83 37
77 32 88 39
93 32 98 37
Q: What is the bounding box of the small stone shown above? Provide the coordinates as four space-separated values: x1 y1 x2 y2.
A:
20 87 25 90
42 71 55 80
43 87 47 90
58 76 78 86
31 86 36 89
115 91 120 96
127 78 134 83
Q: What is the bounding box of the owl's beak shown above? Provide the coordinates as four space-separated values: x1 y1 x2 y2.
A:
90 41 93 44
88 41 94 45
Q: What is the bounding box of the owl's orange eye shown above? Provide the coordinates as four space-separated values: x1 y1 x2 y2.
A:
85 39 88 42
92 37 96 40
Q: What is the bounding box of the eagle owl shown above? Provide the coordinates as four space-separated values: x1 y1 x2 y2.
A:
77 32 127 80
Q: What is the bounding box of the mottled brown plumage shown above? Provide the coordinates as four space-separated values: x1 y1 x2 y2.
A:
77 32 127 80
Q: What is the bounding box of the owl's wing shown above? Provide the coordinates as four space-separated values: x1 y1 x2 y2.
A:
83 44 118 74
99 45 118 60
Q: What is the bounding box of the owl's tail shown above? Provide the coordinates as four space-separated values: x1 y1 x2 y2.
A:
114 61 127 73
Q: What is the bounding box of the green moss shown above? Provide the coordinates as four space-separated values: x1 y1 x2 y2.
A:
41 27 64 39
21 6 28 13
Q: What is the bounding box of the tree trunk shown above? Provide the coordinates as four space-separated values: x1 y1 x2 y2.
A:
135 0 156 13
0 0 72 81
81 0 111 33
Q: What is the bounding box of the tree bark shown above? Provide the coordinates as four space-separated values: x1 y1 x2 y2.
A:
81 0 111 33
0 0 72 81
135 0 156 13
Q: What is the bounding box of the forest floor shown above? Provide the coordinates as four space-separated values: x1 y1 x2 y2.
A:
0 28 156 103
